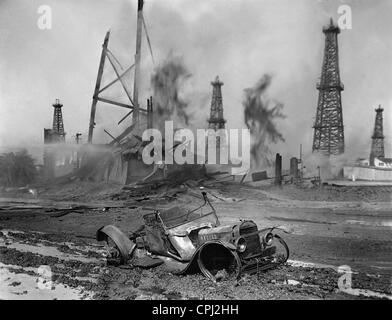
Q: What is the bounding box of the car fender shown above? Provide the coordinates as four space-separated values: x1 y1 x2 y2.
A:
96 225 136 264
176 240 241 282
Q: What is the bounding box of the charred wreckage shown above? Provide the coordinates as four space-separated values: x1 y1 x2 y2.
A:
97 192 290 282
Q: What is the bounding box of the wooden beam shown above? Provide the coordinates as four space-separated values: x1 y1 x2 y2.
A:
88 31 110 143
98 64 134 94
147 97 153 129
95 97 133 109
133 0 144 126
118 110 133 125
95 96 147 112
103 129 121 146
106 51 134 106
108 123 136 146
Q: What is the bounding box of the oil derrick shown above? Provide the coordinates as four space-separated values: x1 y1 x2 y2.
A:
208 76 226 132
88 0 155 143
206 76 226 164
52 99 66 142
369 105 385 166
43 99 65 180
312 18 345 155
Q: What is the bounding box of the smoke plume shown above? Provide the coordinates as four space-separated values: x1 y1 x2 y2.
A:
243 74 285 168
303 152 355 180
151 56 192 133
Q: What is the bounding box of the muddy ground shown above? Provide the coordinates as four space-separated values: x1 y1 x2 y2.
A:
0 181 391 300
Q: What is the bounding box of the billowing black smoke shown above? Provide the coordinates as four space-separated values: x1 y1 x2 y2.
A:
243 74 285 167
151 56 192 132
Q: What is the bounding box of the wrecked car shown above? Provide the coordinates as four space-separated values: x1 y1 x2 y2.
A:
96 192 290 282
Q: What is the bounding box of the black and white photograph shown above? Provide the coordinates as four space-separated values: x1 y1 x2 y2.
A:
0 0 391 305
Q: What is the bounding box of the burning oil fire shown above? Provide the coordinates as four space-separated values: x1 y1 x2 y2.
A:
243 74 285 167
151 57 191 133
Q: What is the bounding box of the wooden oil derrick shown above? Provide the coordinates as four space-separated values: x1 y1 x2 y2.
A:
369 105 385 166
208 76 226 131
312 18 345 155
52 99 65 142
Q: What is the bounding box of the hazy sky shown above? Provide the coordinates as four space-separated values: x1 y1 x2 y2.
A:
0 0 391 163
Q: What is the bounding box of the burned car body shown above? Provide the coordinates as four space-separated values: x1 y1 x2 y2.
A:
97 192 289 282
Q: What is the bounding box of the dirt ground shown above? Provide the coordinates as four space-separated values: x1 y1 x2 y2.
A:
0 181 391 300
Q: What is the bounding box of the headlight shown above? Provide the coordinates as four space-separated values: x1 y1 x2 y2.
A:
236 237 247 253
264 233 274 246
